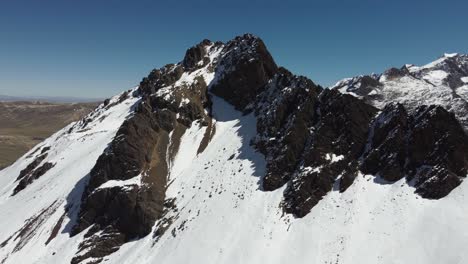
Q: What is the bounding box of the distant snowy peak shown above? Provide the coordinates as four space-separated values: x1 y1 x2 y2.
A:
332 53 468 129
334 53 468 91
406 53 468 87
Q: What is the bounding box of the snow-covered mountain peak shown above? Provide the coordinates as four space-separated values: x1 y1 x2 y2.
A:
408 52 468 76
1 36 467 264
444 52 458 58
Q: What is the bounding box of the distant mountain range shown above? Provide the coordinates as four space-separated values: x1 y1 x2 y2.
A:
0 94 103 103
332 52 468 129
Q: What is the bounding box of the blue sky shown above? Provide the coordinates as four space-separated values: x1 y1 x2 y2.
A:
1 0 467 99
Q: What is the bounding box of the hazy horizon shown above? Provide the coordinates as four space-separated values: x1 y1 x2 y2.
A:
1 0 468 98
0 94 104 103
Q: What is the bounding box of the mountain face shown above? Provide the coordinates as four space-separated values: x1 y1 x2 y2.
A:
0 35 467 264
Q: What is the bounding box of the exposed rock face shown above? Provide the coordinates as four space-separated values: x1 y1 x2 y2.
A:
254 68 322 191
360 103 409 182
406 105 467 197
211 34 278 111
281 87 377 216
72 103 168 237
70 103 171 263
71 226 125 264
71 40 219 263
250 71 378 216
13 146 54 195
361 103 468 198
334 74 382 98
383 66 410 80
139 64 184 95
16 149 49 181
14 162 55 195
182 39 212 70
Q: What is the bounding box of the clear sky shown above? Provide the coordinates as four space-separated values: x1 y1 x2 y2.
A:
1 0 467 99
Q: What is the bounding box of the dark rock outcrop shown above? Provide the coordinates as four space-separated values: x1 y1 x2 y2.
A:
211 34 279 111
71 226 125 264
13 147 54 195
210 52 379 217
407 105 468 198
254 68 322 191
72 104 169 238
252 73 377 216
138 64 184 95
384 66 410 80
71 39 217 263
13 162 55 195
182 39 211 70
361 103 468 198
360 103 409 182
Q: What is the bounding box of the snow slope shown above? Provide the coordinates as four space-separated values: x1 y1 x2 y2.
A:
0 89 140 263
101 98 468 264
3 93 467 264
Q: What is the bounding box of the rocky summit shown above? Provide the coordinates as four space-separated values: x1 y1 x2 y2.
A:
0 34 467 264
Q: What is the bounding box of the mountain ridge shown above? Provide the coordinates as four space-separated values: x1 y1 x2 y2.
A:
0 34 467 264
332 52 468 129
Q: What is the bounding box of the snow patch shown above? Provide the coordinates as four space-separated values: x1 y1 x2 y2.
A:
179 98 190 107
96 174 142 191
456 85 468 101
325 153 344 163
422 70 448 86
444 53 458 58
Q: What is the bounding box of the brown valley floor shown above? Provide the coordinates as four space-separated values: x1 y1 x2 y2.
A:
0 101 98 169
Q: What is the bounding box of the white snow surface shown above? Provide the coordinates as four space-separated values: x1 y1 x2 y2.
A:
457 85 468 101
1 91 467 264
96 174 142 191
422 70 448 86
